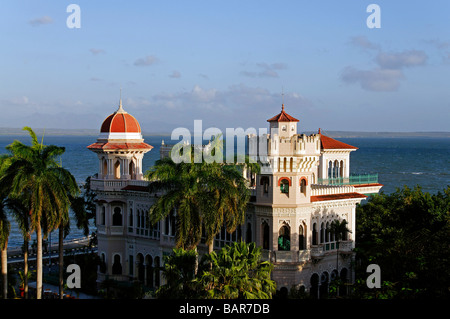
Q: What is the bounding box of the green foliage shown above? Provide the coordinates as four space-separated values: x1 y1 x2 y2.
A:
354 185 450 299
146 135 257 251
156 242 276 299
198 241 276 299
156 248 199 299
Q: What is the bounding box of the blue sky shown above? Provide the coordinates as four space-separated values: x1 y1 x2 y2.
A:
0 0 449 133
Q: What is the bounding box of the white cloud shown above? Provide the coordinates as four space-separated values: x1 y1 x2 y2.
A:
341 67 404 92
134 55 159 66
89 48 106 55
29 16 53 26
375 50 427 69
241 62 288 78
342 37 428 91
349 36 380 51
169 70 181 78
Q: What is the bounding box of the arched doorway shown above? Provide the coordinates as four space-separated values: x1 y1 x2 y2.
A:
136 253 144 282
310 273 319 299
145 255 154 288
112 254 122 275
320 272 329 299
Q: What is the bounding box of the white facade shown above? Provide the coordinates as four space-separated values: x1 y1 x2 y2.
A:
88 105 382 298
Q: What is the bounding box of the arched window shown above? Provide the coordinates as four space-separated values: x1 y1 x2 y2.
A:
300 178 307 195
280 179 290 194
312 223 318 245
334 160 339 178
260 176 270 194
114 160 121 179
129 208 133 227
99 253 106 273
328 161 333 179
112 254 122 275
103 159 108 178
129 160 136 179
326 222 330 243
112 207 122 226
100 206 105 225
262 221 270 250
299 224 305 250
283 158 287 172
320 222 325 244
290 157 293 172
340 160 344 178
278 224 290 251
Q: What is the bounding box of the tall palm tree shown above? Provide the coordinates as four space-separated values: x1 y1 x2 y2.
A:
328 219 351 279
146 136 256 255
0 154 12 299
0 127 79 299
56 194 89 299
0 197 10 299
5 197 31 298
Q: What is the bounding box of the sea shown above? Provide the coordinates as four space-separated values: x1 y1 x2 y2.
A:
1 134 449 248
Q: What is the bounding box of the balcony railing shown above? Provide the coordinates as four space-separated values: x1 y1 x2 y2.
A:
90 178 149 191
317 174 378 186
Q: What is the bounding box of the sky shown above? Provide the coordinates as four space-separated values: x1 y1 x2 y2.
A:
0 0 449 134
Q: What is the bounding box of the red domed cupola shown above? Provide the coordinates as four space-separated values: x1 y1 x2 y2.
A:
100 102 141 134
87 96 153 181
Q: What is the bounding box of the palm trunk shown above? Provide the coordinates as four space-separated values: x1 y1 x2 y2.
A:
23 238 29 299
1 239 8 299
59 225 64 299
36 223 42 299
194 247 199 275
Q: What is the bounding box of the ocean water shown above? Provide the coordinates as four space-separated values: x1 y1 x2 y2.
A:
1 134 449 247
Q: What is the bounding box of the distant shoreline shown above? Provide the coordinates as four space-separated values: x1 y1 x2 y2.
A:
0 127 449 138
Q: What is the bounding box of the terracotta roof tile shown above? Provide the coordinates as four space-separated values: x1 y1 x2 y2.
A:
310 192 367 202
100 112 141 133
267 105 299 122
87 142 153 150
319 133 358 150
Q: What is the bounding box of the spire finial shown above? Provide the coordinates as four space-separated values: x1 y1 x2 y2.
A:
117 87 124 112
281 86 285 111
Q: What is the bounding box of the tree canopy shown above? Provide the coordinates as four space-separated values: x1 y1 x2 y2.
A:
354 185 450 299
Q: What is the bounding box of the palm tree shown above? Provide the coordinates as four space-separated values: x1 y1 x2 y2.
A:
328 219 351 295
56 194 89 299
0 127 79 299
5 197 31 298
146 136 256 254
0 197 10 299
0 154 12 299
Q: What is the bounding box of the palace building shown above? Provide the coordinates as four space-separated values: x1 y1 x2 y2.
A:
87 99 382 298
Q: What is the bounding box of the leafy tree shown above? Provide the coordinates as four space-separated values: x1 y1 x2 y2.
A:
156 248 199 299
146 136 256 254
354 185 450 299
197 241 276 299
